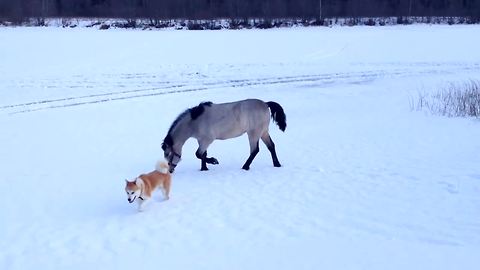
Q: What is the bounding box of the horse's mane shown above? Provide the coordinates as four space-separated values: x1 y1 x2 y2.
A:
162 101 212 148
190 101 212 120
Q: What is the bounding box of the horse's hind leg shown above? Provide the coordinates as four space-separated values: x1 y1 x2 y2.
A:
242 133 260 170
261 132 281 167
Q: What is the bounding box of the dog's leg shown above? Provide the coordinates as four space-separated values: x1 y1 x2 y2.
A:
137 199 144 212
137 197 150 211
161 187 169 201
165 178 171 200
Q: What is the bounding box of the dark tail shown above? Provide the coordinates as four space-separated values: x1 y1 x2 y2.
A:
266 101 286 132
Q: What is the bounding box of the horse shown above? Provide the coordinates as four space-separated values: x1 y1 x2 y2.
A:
161 99 286 173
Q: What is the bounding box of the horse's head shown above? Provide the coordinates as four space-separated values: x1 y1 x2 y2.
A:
162 136 181 173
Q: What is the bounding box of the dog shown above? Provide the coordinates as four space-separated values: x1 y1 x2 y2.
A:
125 161 171 211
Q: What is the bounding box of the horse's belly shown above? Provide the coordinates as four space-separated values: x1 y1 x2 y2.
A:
216 127 246 140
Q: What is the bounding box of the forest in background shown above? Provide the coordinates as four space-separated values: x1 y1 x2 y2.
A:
1 0 479 27
0 0 480 30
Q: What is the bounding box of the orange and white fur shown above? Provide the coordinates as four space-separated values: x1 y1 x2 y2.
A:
125 161 171 211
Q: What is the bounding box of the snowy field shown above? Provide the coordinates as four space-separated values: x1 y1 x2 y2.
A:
1 25 480 270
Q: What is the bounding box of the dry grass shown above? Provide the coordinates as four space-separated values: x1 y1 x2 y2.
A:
412 80 480 117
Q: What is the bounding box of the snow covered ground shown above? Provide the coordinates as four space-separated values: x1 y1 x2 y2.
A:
1 25 480 270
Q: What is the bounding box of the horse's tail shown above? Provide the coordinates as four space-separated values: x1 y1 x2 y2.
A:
266 101 286 132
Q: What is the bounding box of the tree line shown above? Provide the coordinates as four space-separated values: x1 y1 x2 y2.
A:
1 0 479 22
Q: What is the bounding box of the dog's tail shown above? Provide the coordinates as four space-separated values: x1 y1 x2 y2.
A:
155 161 170 174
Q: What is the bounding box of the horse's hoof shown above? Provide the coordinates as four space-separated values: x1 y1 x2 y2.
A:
201 167 209 171
242 166 250 171
208 158 219 165
274 163 281 167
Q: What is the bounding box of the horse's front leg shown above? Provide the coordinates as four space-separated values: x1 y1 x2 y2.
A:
195 140 219 171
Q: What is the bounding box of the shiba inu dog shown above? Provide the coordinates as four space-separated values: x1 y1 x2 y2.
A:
125 161 171 211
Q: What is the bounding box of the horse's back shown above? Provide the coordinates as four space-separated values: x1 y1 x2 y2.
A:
201 99 269 139
218 99 269 121
223 99 270 132
239 98 270 120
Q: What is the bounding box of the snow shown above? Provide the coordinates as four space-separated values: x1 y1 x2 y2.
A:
1 25 480 269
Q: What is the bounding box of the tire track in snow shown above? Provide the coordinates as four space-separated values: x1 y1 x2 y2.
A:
2 65 478 115
0 71 385 114
0 71 382 111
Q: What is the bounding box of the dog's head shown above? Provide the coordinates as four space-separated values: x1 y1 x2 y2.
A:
125 179 141 203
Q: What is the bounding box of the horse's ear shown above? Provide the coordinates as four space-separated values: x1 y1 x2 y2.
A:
125 179 129 183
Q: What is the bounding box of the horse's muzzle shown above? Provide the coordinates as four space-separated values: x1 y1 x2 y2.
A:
168 163 176 173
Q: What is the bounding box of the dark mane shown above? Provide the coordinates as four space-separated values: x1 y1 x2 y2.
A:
162 133 174 150
190 101 212 120
162 101 212 147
